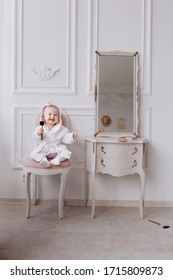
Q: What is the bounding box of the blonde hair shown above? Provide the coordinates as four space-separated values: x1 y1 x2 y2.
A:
42 104 60 114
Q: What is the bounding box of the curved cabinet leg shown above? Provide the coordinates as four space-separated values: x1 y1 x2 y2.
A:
139 169 145 219
59 173 67 219
84 169 89 206
32 174 37 205
25 172 31 218
91 171 95 219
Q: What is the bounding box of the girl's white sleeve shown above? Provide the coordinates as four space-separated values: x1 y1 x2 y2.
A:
62 131 75 144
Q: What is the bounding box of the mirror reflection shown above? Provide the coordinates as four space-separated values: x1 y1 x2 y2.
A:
96 51 138 135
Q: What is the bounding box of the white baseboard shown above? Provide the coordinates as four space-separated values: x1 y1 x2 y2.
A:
0 198 173 207
86 200 173 207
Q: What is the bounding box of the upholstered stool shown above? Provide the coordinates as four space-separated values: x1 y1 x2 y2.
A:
22 158 71 219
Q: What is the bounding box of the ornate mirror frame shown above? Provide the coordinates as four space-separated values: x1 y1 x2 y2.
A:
94 51 139 137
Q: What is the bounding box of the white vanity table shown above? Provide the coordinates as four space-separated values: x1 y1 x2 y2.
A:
85 136 147 219
85 51 147 219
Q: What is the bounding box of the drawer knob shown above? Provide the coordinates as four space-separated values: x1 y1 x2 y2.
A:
101 146 106 154
132 160 137 168
101 159 105 167
132 147 138 155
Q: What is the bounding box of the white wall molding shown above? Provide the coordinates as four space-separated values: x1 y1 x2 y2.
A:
87 0 99 96
138 106 151 170
138 0 152 142
12 106 35 169
13 0 77 95
62 106 95 116
86 0 93 95
0 0 3 104
139 106 151 141
140 0 152 96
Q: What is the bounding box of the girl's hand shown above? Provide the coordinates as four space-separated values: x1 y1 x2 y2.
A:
73 132 77 140
38 127 44 137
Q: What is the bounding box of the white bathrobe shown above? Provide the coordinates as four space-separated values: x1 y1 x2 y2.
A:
30 122 75 162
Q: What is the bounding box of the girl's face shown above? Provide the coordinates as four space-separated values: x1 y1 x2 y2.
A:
43 106 60 128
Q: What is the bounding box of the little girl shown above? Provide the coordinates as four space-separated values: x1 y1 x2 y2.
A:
30 104 77 167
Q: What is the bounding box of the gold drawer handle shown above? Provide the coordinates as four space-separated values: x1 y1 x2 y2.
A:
101 159 105 167
132 147 138 155
132 160 137 168
101 145 106 154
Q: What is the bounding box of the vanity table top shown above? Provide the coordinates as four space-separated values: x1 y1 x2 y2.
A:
85 135 147 144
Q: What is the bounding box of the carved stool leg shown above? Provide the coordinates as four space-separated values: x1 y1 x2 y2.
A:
59 173 67 219
32 174 37 205
25 172 31 218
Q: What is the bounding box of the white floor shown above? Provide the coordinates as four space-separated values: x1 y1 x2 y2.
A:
0 202 173 260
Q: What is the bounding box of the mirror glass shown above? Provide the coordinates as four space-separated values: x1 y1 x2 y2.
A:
95 51 139 136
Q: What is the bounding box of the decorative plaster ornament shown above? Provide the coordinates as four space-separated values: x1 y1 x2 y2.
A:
30 65 60 81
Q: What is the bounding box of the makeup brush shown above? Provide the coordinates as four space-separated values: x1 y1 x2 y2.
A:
39 121 44 140
148 219 170 229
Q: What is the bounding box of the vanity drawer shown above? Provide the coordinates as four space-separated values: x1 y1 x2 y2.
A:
96 157 142 174
97 143 143 158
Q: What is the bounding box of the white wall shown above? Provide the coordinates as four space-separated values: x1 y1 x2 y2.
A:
0 0 173 207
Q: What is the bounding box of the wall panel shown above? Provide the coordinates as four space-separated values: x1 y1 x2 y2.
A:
13 0 77 94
